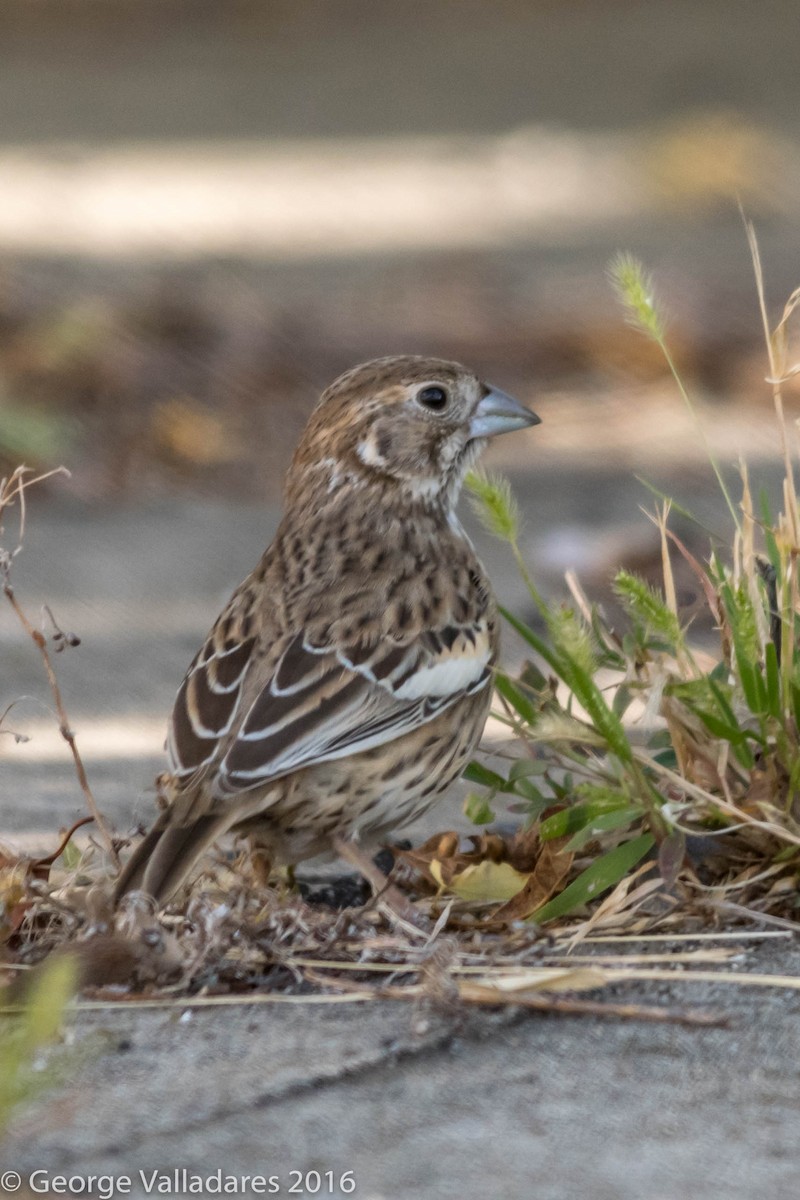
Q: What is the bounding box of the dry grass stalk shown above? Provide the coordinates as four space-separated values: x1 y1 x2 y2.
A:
0 466 118 868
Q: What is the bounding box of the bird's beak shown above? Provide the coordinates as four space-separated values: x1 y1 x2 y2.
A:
469 386 541 440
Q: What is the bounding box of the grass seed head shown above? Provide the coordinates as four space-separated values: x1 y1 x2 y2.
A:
609 252 666 343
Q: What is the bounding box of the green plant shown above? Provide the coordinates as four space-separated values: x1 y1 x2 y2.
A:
0 953 77 1137
464 249 800 927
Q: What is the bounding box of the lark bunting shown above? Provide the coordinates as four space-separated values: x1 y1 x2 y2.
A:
115 355 539 905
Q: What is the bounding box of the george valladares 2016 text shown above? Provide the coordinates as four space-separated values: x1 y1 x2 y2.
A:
28 1168 357 1196
140 1171 281 1193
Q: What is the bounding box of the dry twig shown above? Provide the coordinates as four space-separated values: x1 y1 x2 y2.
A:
0 465 118 867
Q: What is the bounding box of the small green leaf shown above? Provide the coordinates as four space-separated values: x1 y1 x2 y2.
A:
464 792 496 826
495 673 539 725
540 793 631 841
507 758 549 781
512 779 548 804
564 807 642 852
693 707 757 766
735 651 767 716
522 794 554 824
707 676 741 731
463 760 536 799
463 762 506 790
59 839 83 872
520 660 549 691
531 834 655 923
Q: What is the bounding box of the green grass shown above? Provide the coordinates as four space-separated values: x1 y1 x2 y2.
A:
464 250 800 928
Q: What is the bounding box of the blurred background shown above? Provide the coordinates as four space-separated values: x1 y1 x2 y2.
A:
3 0 800 838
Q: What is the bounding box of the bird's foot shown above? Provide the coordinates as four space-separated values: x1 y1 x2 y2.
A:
331 835 428 931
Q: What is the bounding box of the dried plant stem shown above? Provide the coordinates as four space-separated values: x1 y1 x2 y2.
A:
2 578 118 869
430 986 730 1027
746 216 800 545
579 931 791 943
30 815 94 872
1 465 119 867
745 216 800 719
640 751 800 848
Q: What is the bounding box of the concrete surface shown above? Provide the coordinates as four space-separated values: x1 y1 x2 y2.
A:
3 938 800 1199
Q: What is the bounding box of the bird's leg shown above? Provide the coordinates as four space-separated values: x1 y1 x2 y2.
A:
331 835 425 928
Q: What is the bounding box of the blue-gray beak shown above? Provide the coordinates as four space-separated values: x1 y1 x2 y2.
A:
469 386 541 440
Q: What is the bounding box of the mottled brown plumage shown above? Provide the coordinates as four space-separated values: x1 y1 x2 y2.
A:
115 355 539 905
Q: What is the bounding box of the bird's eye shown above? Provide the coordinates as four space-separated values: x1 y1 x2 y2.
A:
417 385 449 412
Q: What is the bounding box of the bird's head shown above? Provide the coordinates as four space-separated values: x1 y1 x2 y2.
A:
288 355 540 510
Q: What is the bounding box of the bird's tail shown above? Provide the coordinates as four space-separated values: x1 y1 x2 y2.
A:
113 781 234 907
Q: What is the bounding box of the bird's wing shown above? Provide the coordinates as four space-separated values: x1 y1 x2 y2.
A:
167 619 493 796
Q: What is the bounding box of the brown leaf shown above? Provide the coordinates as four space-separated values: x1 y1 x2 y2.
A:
0 855 34 941
490 838 574 923
502 825 547 873
397 827 547 890
398 828 574 916
396 831 462 889
658 830 687 890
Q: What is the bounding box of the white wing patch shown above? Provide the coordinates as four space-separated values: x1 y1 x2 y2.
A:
393 645 491 699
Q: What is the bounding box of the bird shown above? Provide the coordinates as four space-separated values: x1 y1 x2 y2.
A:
114 355 539 912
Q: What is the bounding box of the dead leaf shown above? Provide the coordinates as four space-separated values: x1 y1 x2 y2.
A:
397 827 550 890
658 829 687 890
0 851 35 940
490 838 574 923
397 828 574 918
430 858 530 903
501 825 548 873
396 831 462 888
